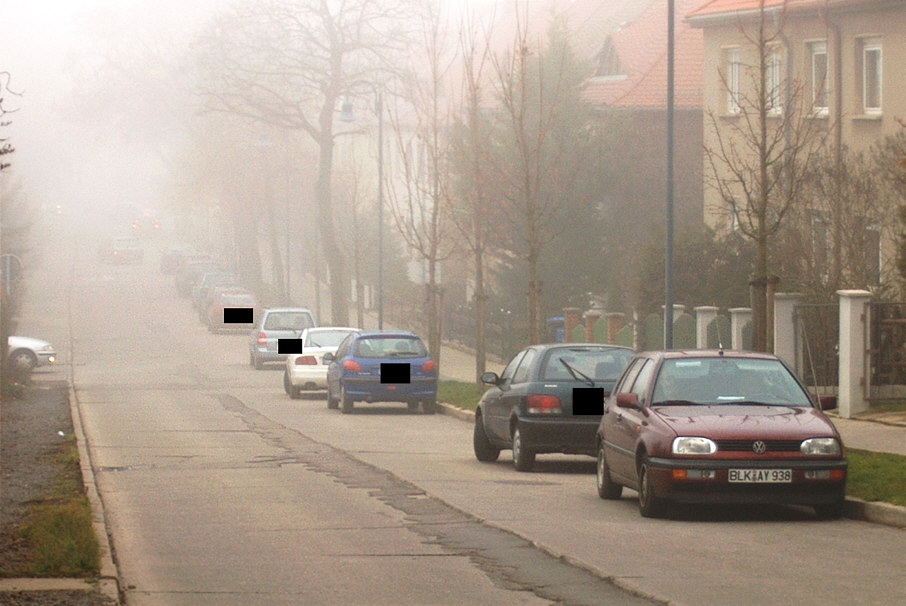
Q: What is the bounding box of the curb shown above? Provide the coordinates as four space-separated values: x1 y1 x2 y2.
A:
68 383 121 604
437 402 906 529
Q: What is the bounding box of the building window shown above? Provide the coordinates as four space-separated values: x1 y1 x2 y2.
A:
862 38 882 114
724 47 741 114
766 45 783 114
810 41 828 115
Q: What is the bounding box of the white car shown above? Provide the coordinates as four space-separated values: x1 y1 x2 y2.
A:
283 327 359 399
7 336 56 372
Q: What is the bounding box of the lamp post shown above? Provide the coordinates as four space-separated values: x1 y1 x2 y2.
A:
340 89 384 329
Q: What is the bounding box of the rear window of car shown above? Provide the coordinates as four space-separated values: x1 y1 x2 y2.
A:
264 312 314 331
541 348 634 382
304 329 355 348
354 336 428 358
651 358 812 406
222 294 255 306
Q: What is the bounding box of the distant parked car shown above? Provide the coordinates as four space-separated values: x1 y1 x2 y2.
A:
193 271 240 317
247 307 318 369
324 330 437 414
473 344 634 471
206 288 259 333
175 257 218 297
284 327 359 398
595 350 847 518
7 336 56 373
160 244 197 273
98 237 143 264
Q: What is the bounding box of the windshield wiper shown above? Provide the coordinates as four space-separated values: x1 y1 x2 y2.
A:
651 399 699 406
561 360 595 387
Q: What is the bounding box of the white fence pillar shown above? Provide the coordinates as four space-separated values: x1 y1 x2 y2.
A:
837 290 870 418
773 293 801 371
694 306 719 349
729 307 752 350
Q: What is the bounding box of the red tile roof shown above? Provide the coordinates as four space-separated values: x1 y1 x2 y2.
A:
686 0 832 20
584 0 704 108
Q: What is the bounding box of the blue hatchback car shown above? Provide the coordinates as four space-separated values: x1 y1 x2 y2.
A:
324 330 438 414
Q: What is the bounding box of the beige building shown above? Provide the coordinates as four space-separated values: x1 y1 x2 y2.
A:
688 0 906 286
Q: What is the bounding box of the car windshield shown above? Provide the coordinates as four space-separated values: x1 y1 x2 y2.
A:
263 312 313 331
651 358 813 407
221 294 255 306
541 348 633 382
305 330 354 348
354 336 428 358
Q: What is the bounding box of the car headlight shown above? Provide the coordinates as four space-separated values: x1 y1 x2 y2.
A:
800 438 841 456
41 345 54 352
672 437 717 455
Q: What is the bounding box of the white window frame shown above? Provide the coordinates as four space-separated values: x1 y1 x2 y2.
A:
862 38 882 115
724 47 741 115
810 41 828 116
766 45 784 115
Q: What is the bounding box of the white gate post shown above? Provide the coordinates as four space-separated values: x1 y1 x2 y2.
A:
694 306 719 349
729 308 752 350
837 290 871 418
773 293 801 372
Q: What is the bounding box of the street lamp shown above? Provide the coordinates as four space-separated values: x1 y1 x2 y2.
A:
340 90 384 329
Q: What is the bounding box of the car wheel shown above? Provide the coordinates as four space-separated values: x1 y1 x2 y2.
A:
512 425 535 472
326 384 339 410
8 349 37 373
596 442 623 500
340 386 354 414
473 414 500 462
814 500 845 520
422 398 436 415
283 371 292 395
254 354 263 370
407 401 419 413
638 455 666 518
249 352 256 368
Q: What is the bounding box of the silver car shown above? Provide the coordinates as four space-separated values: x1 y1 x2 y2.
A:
248 308 317 369
7 336 57 372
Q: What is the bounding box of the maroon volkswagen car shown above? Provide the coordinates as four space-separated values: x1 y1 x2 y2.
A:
595 350 847 518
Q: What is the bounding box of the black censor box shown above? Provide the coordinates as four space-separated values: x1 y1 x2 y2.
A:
223 307 254 324
278 339 303 354
380 363 411 384
572 387 604 415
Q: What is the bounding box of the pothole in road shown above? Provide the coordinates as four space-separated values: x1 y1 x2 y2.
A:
216 393 663 606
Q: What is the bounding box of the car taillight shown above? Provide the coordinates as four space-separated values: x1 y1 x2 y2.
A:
343 360 361 372
422 360 436 372
295 356 317 365
257 333 267 346
527 394 562 414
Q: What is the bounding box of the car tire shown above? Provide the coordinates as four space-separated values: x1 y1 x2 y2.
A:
326 385 339 410
512 425 535 472
283 370 292 395
8 349 37 373
473 414 500 462
596 442 623 499
340 386 354 414
638 455 666 518
407 401 419 413
254 355 263 370
422 398 436 414
814 500 845 520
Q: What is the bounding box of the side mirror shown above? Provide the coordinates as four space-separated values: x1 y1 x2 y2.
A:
615 392 639 409
818 394 837 411
480 372 500 386
323 352 336 363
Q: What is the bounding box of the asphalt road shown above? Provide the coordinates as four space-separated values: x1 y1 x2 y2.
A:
21 217 906 606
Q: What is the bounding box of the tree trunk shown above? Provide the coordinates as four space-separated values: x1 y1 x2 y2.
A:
474 248 487 383
315 120 349 326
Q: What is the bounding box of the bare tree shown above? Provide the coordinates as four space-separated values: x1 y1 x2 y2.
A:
194 0 413 325
703 2 826 351
448 8 496 381
385 0 458 367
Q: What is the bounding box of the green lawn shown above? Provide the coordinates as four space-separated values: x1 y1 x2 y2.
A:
437 380 485 411
845 448 906 508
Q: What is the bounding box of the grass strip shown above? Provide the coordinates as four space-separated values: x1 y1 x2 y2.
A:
437 380 485 412
19 435 100 577
845 448 906 508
